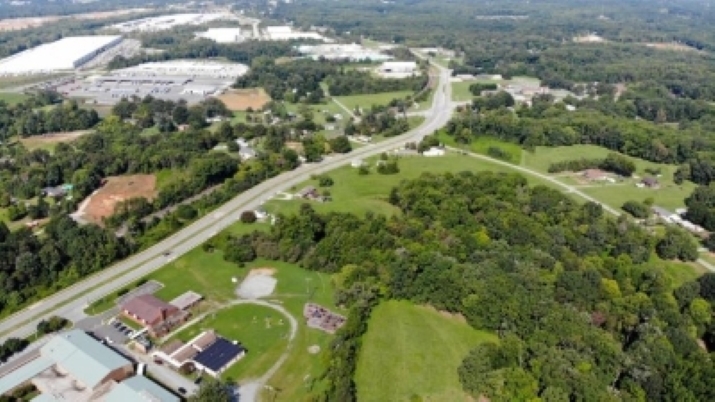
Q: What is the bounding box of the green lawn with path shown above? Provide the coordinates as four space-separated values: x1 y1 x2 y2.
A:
168 303 290 381
0 92 29 105
355 300 497 402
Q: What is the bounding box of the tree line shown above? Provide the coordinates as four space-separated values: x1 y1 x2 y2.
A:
220 170 715 400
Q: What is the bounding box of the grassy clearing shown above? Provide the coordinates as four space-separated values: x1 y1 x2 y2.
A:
523 145 694 210
451 81 474 102
0 92 28 105
263 153 556 218
655 257 707 289
356 300 497 402
439 132 522 163
168 304 289 381
335 91 413 111
18 130 90 152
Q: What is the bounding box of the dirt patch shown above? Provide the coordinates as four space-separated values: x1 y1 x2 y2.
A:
285 141 304 153
308 345 321 354
82 174 157 225
19 130 91 150
247 268 277 278
424 305 467 323
218 88 271 111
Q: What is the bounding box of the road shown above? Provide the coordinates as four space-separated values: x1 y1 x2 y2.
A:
0 64 455 343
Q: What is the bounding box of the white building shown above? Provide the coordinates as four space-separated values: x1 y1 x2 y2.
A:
379 61 418 74
265 25 327 41
297 44 392 61
111 13 235 33
0 36 122 75
423 147 445 157
197 28 245 43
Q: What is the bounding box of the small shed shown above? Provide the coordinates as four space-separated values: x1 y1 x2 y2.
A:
169 291 203 311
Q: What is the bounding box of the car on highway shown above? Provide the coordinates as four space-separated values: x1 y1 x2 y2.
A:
178 387 186 395
162 251 172 257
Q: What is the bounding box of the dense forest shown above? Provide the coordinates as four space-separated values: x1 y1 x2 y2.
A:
231 171 714 401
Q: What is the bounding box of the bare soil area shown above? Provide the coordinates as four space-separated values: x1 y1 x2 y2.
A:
218 88 271 111
83 174 157 225
645 42 701 53
19 130 90 150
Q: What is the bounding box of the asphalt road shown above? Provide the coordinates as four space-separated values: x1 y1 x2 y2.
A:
0 64 455 342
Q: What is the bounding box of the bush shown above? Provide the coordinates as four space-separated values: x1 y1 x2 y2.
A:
358 165 370 175
319 175 334 187
135 278 148 287
117 288 129 297
486 146 511 161
377 160 400 175
622 200 650 219
240 211 257 223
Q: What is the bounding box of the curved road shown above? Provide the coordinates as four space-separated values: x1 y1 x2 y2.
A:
0 64 455 342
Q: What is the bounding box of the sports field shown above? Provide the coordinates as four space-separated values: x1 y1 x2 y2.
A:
356 300 497 402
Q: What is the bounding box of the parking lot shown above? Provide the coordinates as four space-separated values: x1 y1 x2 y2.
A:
76 280 162 344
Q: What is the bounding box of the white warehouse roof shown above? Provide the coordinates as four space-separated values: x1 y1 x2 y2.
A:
197 28 244 43
0 35 122 75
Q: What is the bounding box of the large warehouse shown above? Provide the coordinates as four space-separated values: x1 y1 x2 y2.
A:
0 35 122 75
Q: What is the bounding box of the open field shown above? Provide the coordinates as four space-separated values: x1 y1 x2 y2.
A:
356 300 497 402
451 80 474 102
334 91 413 111
658 258 707 289
18 130 90 152
218 88 271 111
0 74 70 90
263 153 557 218
81 174 157 225
0 92 28 105
440 134 523 163
168 304 289 381
523 145 694 210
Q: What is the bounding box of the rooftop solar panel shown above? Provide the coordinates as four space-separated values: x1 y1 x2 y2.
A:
193 338 244 372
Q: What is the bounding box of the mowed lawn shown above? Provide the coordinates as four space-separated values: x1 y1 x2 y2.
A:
356 300 497 402
334 90 413 111
451 81 474 102
0 92 29 105
263 153 558 218
523 145 695 210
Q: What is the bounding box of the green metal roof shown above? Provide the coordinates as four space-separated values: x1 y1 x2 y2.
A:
105 376 180 402
40 329 131 389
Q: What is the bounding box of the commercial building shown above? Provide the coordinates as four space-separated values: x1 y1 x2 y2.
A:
265 25 327 41
196 28 245 43
0 330 179 401
121 294 189 337
0 36 122 75
297 44 393 61
111 13 235 33
104 376 178 402
152 330 245 378
378 61 418 74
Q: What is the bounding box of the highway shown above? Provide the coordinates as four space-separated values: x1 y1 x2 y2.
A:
0 64 455 342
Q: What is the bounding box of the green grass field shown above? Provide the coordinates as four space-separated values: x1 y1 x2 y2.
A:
451 81 474 102
263 153 557 218
335 91 414 111
0 92 29 105
523 145 694 210
356 300 497 402
439 133 523 163
169 304 289 381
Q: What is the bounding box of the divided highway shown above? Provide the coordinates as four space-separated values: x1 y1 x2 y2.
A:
0 65 455 342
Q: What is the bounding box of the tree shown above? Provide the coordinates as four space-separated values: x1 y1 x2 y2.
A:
240 211 257 223
656 227 698 261
188 378 232 402
622 200 650 218
330 135 352 154
172 104 189 125
318 175 334 187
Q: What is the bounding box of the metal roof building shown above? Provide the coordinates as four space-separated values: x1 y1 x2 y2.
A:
197 28 244 43
0 36 122 75
104 375 179 402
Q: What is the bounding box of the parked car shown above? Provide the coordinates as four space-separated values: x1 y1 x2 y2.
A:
178 387 186 395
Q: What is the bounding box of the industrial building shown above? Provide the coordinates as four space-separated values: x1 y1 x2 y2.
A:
297 44 393 61
196 27 245 43
110 13 236 32
264 25 328 41
0 36 122 75
377 61 420 78
0 329 178 402
55 60 249 105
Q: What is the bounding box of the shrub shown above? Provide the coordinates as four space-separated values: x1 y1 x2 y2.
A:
240 211 257 224
117 288 129 297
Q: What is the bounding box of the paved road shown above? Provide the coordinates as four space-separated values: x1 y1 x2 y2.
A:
0 64 454 343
